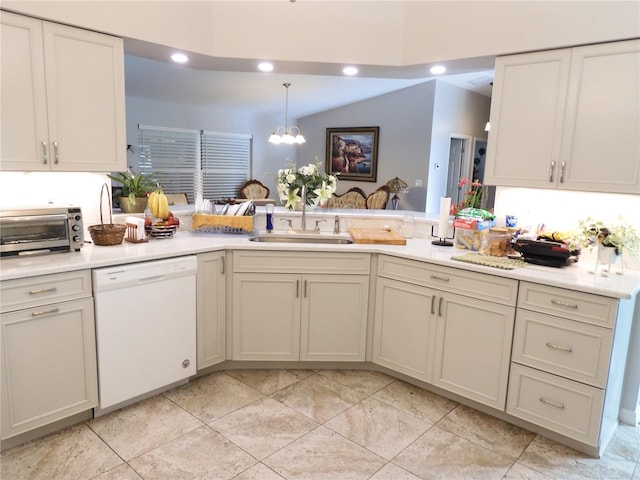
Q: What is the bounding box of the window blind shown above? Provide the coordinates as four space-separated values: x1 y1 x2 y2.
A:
136 125 252 203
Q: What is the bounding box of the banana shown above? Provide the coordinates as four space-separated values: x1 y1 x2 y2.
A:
148 188 169 219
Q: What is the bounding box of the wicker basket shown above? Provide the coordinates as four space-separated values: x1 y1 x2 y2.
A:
88 183 126 246
191 214 253 234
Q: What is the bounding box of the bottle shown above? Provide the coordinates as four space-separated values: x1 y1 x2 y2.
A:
265 204 274 232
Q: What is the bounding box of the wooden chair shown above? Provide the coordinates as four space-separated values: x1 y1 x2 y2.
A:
327 187 367 209
165 193 189 205
239 179 270 199
366 185 390 209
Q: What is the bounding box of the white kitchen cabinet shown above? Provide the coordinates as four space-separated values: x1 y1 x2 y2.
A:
0 11 126 172
197 252 226 369
486 40 640 194
1 271 98 441
372 277 436 382
231 251 370 361
374 255 517 409
507 282 633 454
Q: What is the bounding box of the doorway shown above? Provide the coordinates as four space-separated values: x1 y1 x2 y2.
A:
445 136 471 205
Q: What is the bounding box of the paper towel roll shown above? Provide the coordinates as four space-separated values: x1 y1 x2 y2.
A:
438 197 451 239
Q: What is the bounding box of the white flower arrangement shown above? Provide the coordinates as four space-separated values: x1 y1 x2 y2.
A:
276 159 338 210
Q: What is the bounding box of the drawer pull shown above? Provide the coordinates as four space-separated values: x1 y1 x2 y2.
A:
550 299 578 309
539 397 565 410
546 342 573 353
31 307 60 317
29 287 57 295
430 275 450 283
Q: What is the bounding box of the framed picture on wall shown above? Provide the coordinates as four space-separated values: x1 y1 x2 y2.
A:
325 127 379 182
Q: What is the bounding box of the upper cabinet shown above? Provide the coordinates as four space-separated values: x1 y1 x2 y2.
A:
485 40 640 194
1 11 126 172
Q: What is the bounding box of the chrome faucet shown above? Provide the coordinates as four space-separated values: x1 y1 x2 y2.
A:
300 185 307 231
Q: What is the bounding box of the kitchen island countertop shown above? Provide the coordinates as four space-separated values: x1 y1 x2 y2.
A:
1 229 639 300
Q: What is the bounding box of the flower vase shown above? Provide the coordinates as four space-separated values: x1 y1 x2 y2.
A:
592 244 623 276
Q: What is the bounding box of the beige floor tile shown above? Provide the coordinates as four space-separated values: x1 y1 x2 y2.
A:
0 424 122 480
325 396 431 460
164 371 264 423
393 425 513 480
264 426 385 480
607 423 640 463
519 435 637 480
372 380 458 424
503 462 554 480
210 397 318 459
88 394 202 461
226 369 315 395
232 462 285 479
437 404 535 459
271 373 366 423
318 369 396 396
369 462 423 479
94 463 143 480
130 425 257 479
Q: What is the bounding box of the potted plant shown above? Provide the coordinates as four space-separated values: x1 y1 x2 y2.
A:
108 169 157 213
575 216 640 274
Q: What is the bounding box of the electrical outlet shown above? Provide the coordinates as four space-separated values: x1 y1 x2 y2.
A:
415 179 423 187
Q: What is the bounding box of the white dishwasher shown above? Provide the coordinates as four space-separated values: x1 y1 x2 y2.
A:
92 255 197 413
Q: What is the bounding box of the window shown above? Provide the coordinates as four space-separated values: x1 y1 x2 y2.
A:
136 124 252 203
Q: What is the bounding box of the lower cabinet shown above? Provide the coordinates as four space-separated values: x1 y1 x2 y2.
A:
231 251 370 361
372 255 517 410
196 251 226 369
1 295 98 440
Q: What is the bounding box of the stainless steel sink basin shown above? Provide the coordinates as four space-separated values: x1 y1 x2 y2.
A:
249 233 354 244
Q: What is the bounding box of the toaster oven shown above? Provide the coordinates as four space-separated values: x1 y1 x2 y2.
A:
0 206 84 257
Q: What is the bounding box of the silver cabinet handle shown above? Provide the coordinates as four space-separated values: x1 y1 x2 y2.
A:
430 275 450 283
430 296 435 315
296 279 300 298
559 161 566 183
220 256 225 274
549 160 556 182
546 342 573 353
438 297 444 316
539 397 565 410
29 287 57 295
42 141 48 164
551 299 578 309
31 307 60 317
304 280 308 298
53 141 59 164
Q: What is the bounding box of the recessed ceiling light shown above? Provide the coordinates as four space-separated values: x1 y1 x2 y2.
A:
343 66 358 76
171 53 188 64
258 62 274 72
430 65 446 75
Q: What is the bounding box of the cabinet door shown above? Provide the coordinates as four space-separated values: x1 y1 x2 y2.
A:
372 277 436 382
301 274 369 361
197 252 226 369
432 292 515 410
485 49 571 188
42 21 126 172
0 12 49 170
232 273 300 360
1 298 98 440
559 40 640 193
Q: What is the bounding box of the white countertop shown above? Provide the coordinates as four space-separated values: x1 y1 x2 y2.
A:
2 228 639 300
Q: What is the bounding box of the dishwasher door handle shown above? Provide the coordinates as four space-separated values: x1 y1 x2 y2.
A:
137 274 165 284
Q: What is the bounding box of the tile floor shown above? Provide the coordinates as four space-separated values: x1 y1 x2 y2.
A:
1 369 639 480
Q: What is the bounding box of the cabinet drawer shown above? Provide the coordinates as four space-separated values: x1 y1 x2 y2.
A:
1 270 92 313
512 310 612 388
518 282 618 328
507 363 603 447
233 251 370 274
377 255 517 306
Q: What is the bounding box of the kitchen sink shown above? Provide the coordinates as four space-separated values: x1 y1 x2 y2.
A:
249 232 354 244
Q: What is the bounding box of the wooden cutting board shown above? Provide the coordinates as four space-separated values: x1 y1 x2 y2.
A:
348 227 407 245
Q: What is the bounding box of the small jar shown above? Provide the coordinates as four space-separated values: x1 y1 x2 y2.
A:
485 227 510 257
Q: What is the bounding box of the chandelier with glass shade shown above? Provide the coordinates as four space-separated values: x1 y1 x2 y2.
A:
268 83 306 145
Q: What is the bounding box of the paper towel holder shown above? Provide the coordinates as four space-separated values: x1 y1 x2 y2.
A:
431 225 454 246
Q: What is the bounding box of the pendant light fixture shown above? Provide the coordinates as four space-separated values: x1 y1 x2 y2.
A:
268 83 306 145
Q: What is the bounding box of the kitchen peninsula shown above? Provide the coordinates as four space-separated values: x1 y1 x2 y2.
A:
1 210 639 459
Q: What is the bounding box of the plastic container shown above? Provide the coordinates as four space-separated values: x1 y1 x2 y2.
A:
485 227 511 257
454 228 488 251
